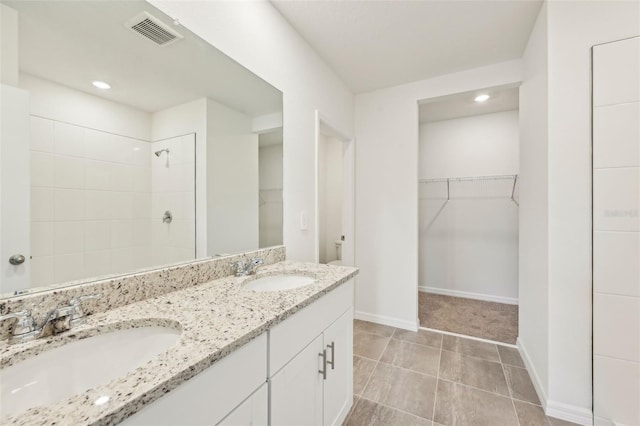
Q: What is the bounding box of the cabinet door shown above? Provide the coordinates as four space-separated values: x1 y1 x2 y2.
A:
270 334 324 426
218 383 268 426
323 308 354 426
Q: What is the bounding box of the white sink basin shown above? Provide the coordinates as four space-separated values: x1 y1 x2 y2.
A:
244 275 315 292
0 325 180 418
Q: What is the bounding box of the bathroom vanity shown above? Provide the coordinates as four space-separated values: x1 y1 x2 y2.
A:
0 248 358 426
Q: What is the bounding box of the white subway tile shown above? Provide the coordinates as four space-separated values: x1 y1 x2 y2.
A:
111 248 133 274
132 192 151 219
54 252 85 284
30 151 54 187
593 168 639 231
54 155 85 189
111 192 134 220
129 139 151 167
85 191 113 221
132 220 151 247
85 160 112 191
30 116 54 153
593 37 640 106
132 246 153 270
110 135 133 164
594 231 640 297
30 256 54 287
594 293 640 362
30 222 54 257
31 187 54 222
594 355 640 425
85 250 112 278
85 221 111 251
84 128 113 162
111 164 135 192
111 220 134 248
594 102 640 168
54 221 85 255
54 189 85 221
54 122 84 157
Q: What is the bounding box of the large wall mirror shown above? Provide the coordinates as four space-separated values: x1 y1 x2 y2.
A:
0 1 283 297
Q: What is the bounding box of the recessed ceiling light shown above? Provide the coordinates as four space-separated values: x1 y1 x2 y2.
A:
475 94 490 103
92 81 111 90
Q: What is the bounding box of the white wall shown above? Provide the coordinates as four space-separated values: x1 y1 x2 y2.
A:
318 134 343 264
354 60 522 330
592 37 639 426
206 98 259 255
418 110 519 303
545 1 639 422
150 0 354 262
20 74 151 141
517 0 550 411
258 142 283 248
151 98 207 258
1 4 18 86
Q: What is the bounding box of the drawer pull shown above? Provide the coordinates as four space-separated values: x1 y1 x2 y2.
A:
326 342 335 370
318 349 327 380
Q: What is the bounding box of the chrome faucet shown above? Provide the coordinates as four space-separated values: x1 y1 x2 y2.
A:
0 294 100 344
233 258 264 277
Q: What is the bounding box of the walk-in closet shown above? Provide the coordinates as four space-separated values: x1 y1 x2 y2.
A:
418 86 520 344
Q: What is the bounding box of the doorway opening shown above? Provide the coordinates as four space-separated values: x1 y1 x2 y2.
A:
315 112 354 267
417 85 520 345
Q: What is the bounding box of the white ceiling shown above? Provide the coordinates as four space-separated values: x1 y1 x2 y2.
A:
271 0 542 93
419 86 519 123
7 1 282 115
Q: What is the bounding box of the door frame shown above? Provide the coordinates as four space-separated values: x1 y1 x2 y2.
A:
314 110 355 267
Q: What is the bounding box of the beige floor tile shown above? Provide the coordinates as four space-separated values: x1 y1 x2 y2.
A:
354 356 377 395
442 335 501 362
439 350 510 396
548 416 581 426
513 400 549 426
380 338 440 376
354 331 390 360
345 398 433 426
433 380 519 426
354 319 396 337
498 345 526 368
393 328 443 349
362 362 437 420
504 364 541 405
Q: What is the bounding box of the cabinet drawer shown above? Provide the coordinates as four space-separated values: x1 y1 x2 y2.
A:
270 280 353 376
123 333 267 426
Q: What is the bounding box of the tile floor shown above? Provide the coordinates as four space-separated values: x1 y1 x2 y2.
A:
345 320 576 426
419 293 519 344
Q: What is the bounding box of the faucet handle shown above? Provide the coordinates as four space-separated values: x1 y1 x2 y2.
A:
69 294 101 325
0 310 36 336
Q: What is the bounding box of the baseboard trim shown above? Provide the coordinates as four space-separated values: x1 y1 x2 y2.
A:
420 326 517 348
517 337 548 410
546 400 593 426
354 310 418 331
419 285 519 305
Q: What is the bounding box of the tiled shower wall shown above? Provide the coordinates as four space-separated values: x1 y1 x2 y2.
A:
150 134 196 266
29 117 154 287
592 37 639 426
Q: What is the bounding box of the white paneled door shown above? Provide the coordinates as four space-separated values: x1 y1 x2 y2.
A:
592 36 640 426
0 84 31 294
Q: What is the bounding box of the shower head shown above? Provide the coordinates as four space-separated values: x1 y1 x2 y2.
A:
154 148 169 157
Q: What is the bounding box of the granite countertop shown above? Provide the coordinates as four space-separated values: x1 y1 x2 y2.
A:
0 261 358 426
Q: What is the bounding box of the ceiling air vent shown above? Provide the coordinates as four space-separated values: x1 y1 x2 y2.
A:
126 12 183 46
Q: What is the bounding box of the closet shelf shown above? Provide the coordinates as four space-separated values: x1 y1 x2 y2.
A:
419 174 519 206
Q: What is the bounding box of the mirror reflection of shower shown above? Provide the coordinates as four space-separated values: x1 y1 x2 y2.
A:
154 148 170 167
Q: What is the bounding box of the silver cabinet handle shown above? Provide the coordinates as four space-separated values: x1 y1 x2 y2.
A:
318 349 327 380
9 254 25 265
327 341 335 370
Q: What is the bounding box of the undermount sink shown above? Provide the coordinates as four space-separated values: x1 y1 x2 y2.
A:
244 274 316 292
0 325 181 418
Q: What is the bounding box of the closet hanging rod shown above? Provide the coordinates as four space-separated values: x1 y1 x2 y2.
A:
418 174 518 183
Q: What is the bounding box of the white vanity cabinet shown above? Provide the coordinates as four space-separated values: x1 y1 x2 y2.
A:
270 280 354 426
121 279 353 426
